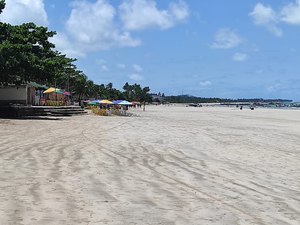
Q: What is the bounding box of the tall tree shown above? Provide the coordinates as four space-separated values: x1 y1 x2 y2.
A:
122 82 151 110
0 21 76 85
0 1 78 86
0 0 5 14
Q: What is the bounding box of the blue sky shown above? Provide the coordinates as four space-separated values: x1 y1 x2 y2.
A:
1 0 300 100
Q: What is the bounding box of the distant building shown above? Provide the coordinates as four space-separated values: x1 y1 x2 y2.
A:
0 82 47 106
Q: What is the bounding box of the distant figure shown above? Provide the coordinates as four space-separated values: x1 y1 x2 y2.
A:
240 106 243 110
250 107 254 110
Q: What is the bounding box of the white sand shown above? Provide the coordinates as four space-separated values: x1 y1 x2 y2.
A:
0 105 299 225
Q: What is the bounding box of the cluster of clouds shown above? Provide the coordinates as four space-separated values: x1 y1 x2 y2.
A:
2 0 299 58
97 59 145 81
0 0 48 26
1 0 300 86
60 0 188 58
0 0 189 58
0 0 189 81
119 0 188 31
210 0 300 63
199 80 212 88
210 28 248 62
250 1 300 37
210 28 243 49
129 64 144 81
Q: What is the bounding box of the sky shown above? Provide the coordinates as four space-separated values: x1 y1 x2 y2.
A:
1 0 300 101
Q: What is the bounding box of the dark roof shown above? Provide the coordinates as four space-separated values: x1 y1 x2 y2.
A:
29 82 48 89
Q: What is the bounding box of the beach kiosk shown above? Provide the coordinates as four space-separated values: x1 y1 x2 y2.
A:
0 82 47 106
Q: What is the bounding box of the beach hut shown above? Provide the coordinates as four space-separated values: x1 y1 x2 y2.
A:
0 82 47 106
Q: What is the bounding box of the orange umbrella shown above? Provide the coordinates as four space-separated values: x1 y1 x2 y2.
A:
100 99 113 104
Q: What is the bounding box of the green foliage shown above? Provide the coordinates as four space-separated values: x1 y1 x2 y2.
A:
122 82 151 102
0 0 78 86
70 81 151 103
165 95 224 103
164 95 292 103
0 0 5 14
91 107 109 116
0 21 77 86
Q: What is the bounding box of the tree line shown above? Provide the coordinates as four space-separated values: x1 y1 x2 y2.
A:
164 95 292 104
0 0 151 103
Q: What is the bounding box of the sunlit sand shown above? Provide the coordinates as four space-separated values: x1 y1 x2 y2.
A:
0 105 299 224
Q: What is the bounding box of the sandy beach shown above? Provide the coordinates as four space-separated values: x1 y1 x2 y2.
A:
0 105 299 225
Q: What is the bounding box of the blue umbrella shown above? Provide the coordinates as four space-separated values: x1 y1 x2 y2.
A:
112 100 123 104
118 100 132 105
88 100 101 105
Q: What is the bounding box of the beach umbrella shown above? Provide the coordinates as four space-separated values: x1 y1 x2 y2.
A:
43 87 64 94
88 100 101 105
118 100 132 105
112 100 123 104
131 101 140 104
87 101 98 105
100 99 113 104
64 91 71 96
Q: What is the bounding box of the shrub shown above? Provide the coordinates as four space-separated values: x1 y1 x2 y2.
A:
92 107 108 116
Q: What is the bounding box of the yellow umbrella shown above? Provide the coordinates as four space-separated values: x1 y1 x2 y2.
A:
100 99 113 104
43 87 63 94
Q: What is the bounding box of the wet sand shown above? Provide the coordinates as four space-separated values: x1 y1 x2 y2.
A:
0 105 299 225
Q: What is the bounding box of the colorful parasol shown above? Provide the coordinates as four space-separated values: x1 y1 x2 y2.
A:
118 100 132 105
43 87 64 94
100 99 113 104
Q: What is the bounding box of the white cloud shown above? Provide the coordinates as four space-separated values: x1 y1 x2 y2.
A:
280 0 300 25
168 1 189 21
47 0 190 59
66 0 140 48
0 0 48 26
117 64 126 69
133 64 143 72
96 59 109 72
119 0 189 30
211 28 242 49
53 0 141 58
233 52 248 61
101 65 109 72
96 59 107 65
267 83 283 92
250 1 300 36
50 33 85 58
199 80 212 87
249 3 282 37
255 69 264 74
250 3 277 25
129 73 144 81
